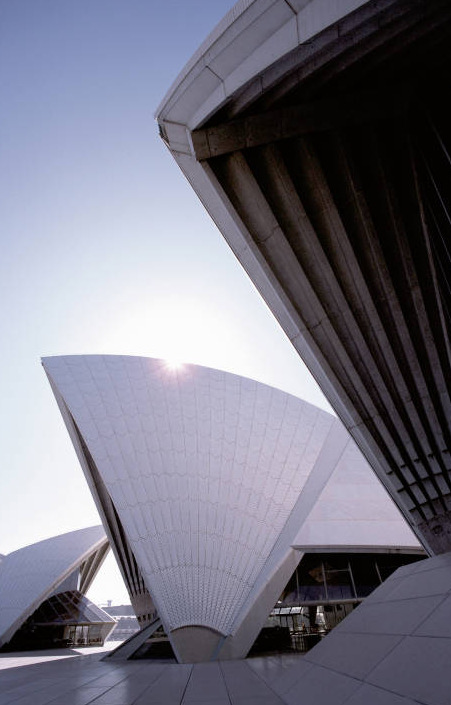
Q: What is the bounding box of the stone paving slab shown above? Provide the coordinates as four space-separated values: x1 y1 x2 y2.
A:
0 650 301 705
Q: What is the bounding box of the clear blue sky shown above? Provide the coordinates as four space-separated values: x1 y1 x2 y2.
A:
0 0 331 604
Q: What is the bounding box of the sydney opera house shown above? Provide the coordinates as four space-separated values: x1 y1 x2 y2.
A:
3 0 451 703
156 0 451 557
148 0 450 699
43 354 425 664
0 526 115 651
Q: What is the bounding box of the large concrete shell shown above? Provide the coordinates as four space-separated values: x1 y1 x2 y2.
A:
0 525 109 649
43 355 420 662
156 0 451 556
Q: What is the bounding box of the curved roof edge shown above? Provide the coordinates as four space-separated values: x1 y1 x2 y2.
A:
42 353 335 417
156 0 370 141
154 1 385 432
154 0 439 539
0 525 108 648
42 353 341 639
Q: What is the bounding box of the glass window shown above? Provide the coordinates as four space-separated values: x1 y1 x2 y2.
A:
350 555 381 597
323 557 355 601
376 554 421 582
296 556 327 603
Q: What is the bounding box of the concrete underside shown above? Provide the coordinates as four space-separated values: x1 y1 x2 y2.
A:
200 3 451 555
158 0 451 555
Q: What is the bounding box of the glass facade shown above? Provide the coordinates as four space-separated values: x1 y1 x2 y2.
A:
249 551 425 656
2 590 116 651
280 552 424 607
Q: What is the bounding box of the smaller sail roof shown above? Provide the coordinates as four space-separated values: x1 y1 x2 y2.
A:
0 525 108 648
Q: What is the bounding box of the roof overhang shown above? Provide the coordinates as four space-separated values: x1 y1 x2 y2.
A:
156 0 451 554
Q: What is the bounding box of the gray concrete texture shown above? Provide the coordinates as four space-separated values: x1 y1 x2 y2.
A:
0 650 300 705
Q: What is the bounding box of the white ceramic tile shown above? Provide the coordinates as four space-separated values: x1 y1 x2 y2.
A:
43 354 420 660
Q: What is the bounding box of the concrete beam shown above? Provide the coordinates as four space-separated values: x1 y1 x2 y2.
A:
191 89 408 161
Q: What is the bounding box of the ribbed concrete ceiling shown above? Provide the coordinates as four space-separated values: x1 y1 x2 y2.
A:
169 0 451 553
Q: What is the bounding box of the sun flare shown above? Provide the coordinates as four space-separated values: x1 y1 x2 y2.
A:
164 358 184 371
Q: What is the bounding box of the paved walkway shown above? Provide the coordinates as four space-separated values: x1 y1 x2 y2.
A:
0 648 303 705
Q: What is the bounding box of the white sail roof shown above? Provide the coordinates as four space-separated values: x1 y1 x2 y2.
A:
0 525 107 648
43 355 419 653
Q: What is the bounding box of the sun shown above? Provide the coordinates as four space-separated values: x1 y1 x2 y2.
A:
164 358 184 371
